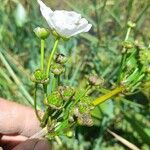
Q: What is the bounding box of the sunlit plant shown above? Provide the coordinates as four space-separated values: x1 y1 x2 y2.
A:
30 0 150 143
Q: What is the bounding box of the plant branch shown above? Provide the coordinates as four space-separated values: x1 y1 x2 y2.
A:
92 86 124 106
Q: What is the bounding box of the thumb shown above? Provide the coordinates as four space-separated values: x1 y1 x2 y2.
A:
12 139 51 150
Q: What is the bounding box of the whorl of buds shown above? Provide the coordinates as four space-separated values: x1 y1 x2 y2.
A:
34 27 50 39
30 69 49 84
88 75 104 86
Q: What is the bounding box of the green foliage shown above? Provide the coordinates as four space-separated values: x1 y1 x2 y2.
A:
0 0 150 149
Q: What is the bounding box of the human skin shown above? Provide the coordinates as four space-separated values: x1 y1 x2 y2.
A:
0 98 51 150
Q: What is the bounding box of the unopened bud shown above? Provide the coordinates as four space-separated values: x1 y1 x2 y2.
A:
34 27 50 39
66 130 73 138
127 21 136 28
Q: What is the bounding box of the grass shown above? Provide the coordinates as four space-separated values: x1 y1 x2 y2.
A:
0 0 150 149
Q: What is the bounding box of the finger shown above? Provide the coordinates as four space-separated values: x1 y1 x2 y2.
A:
11 139 51 150
0 134 27 150
0 98 41 137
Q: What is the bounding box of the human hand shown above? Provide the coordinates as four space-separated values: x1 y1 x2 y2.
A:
0 98 51 150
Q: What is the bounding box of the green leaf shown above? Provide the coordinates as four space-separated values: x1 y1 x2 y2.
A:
124 113 150 145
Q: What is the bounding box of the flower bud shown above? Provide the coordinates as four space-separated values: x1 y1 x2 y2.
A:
30 69 49 84
34 27 50 39
55 54 67 64
88 75 104 86
73 107 80 117
66 130 73 138
51 63 65 76
127 21 136 28
68 116 75 123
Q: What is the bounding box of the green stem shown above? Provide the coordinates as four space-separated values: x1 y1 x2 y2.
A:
40 39 45 71
63 86 90 120
117 27 132 83
92 86 124 106
34 83 41 121
125 27 131 41
55 136 63 146
40 107 51 128
46 39 59 78
52 75 57 92
43 84 48 98
74 85 91 105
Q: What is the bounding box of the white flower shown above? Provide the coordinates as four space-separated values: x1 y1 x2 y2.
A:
37 0 92 38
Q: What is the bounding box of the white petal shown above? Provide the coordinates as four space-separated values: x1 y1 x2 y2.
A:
52 10 81 29
37 0 54 28
37 0 92 37
70 24 92 37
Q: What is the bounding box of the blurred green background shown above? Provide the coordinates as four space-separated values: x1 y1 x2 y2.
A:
0 0 150 149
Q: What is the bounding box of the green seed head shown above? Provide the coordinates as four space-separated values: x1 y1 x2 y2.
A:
58 86 75 101
51 63 65 76
31 69 49 84
46 91 62 108
63 87 75 101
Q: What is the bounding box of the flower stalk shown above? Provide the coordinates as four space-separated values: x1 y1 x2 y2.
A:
34 83 41 121
92 86 125 106
117 22 135 83
40 39 45 71
46 38 59 78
